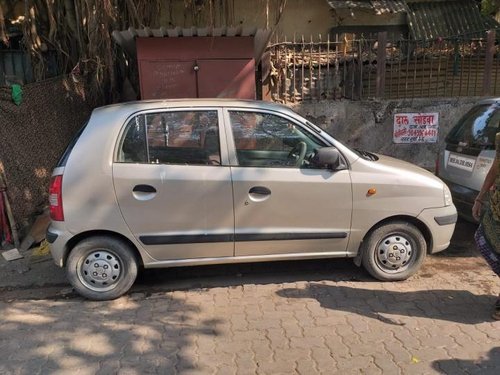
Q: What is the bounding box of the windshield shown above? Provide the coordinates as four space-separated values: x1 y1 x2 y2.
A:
446 104 500 149
288 107 378 160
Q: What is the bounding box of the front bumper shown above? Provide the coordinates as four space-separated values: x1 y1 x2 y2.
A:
440 178 479 222
417 205 457 254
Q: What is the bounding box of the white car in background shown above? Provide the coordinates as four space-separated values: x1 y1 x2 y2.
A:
438 98 499 221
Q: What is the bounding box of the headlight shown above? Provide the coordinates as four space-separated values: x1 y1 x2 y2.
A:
443 184 453 206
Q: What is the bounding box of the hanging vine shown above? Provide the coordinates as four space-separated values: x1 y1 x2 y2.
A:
1 0 286 103
0 2 8 45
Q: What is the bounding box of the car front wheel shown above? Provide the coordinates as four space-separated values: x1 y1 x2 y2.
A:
361 221 427 281
66 236 138 300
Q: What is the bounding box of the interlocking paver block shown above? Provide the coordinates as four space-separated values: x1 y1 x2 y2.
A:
289 336 325 349
248 318 281 330
274 347 312 362
296 359 317 375
1 241 499 375
251 339 274 362
257 360 297 374
310 347 337 370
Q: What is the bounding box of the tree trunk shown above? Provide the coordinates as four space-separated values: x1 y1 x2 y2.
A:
0 2 8 45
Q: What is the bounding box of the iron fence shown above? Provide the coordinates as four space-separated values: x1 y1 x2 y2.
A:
0 50 33 85
0 50 60 86
266 29 500 102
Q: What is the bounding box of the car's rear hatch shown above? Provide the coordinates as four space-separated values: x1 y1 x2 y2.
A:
438 101 499 217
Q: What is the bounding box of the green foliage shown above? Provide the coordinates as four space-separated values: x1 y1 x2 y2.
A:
481 0 500 15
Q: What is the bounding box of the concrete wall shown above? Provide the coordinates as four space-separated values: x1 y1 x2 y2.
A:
289 97 480 171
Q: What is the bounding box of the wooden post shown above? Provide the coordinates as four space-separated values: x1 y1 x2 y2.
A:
292 33 296 102
301 35 305 101
326 34 330 99
283 35 287 104
318 34 322 100
309 35 313 100
376 32 387 99
483 30 496 96
358 38 363 100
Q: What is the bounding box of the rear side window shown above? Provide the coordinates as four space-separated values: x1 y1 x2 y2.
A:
119 116 148 163
117 110 221 165
446 104 500 149
56 121 88 167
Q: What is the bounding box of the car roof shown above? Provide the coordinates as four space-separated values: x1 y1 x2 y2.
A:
93 99 297 117
475 97 500 106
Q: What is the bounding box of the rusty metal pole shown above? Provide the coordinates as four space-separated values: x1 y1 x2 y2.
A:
376 32 387 99
483 30 496 96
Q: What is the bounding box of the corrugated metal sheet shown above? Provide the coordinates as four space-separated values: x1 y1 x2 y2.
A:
112 26 271 63
328 1 373 10
327 0 407 14
406 0 498 40
371 1 407 14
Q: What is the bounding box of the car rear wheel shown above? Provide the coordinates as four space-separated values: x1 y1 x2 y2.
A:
361 221 426 281
66 236 138 300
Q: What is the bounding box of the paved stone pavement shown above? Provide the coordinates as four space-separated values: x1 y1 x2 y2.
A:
0 221 499 374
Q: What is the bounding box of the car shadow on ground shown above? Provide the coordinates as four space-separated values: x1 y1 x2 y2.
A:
131 218 480 294
432 347 500 374
432 218 478 258
0 217 482 302
275 282 496 325
134 258 374 292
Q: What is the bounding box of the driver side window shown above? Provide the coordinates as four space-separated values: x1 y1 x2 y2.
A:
229 111 325 168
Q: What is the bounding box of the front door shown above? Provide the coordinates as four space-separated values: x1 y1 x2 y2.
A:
113 108 234 261
225 109 352 257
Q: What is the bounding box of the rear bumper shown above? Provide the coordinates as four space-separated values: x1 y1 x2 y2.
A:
417 205 457 254
47 222 73 268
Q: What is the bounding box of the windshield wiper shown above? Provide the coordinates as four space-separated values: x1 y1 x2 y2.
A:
354 149 379 161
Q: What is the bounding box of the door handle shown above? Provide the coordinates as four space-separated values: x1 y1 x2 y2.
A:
249 186 271 196
133 185 157 193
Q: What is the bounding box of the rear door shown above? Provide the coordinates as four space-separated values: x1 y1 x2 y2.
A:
225 108 352 257
113 108 234 261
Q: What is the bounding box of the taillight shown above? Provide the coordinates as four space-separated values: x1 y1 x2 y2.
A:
49 175 64 221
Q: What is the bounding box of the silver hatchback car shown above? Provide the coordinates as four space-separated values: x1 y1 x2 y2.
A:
48 99 457 300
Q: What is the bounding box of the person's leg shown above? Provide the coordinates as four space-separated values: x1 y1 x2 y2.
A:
475 226 500 320
496 298 500 320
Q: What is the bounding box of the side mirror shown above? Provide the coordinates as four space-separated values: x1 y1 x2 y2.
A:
312 147 341 170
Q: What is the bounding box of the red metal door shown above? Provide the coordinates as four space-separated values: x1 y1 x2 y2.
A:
197 59 255 99
137 37 256 99
139 61 197 99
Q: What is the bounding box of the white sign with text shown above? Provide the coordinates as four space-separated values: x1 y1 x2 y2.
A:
393 113 439 143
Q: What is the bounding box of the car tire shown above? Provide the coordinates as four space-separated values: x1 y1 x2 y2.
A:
361 221 426 281
66 236 138 300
